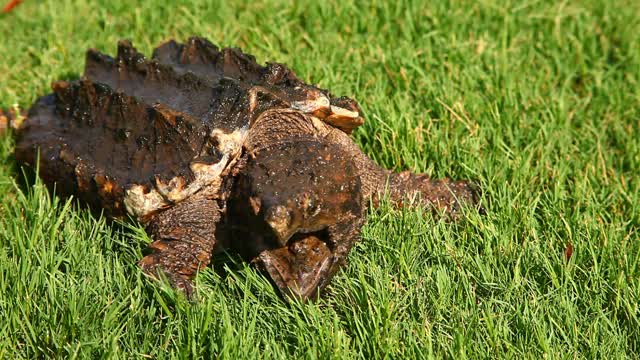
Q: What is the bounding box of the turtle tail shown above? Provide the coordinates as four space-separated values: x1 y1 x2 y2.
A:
321 124 483 217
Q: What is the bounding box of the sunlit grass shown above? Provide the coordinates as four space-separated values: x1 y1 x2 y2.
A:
1 0 639 358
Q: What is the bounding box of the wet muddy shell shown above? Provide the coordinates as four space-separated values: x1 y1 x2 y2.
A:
14 37 363 219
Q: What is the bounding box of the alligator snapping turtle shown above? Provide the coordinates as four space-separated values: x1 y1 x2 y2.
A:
14 37 480 300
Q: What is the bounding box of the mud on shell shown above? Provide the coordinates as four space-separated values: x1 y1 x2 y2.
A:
14 37 364 219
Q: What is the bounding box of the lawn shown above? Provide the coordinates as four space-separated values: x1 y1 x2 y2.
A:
1 0 639 358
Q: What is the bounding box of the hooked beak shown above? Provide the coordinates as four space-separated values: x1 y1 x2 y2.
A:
264 205 295 246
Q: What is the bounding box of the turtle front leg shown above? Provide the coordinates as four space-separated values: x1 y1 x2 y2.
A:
139 196 220 297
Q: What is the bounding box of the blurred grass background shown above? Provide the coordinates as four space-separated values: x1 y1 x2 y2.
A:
0 0 639 358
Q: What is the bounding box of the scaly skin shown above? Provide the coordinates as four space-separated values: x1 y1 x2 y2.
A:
138 195 220 297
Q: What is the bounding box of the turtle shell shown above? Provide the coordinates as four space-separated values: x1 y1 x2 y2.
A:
15 37 363 219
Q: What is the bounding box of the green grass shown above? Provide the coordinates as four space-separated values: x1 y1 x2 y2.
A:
1 0 639 358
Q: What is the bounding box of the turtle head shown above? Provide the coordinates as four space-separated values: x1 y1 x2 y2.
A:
231 137 362 249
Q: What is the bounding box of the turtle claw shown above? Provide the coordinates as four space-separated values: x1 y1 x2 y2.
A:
139 255 196 298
